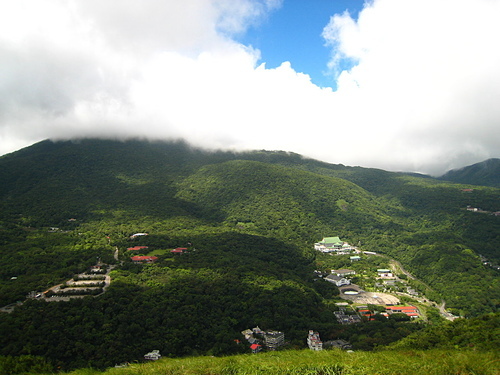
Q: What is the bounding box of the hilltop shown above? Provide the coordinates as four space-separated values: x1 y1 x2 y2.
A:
0 138 498 371
438 158 500 187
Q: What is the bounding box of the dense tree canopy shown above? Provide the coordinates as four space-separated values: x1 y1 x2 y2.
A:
0 139 498 370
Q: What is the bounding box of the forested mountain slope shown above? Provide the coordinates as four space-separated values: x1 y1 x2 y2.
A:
438 158 500 187
0 138 498 370
0 139 498 311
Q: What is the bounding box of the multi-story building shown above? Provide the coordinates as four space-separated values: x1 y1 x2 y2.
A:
264 330 285 350
307 330 323 351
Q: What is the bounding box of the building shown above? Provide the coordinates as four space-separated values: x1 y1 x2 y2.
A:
264 330 285 350
171 247 187 254
334 310 362 324
127 246 149 251
385 305 419 318
250 344 262 353
314 237 343 252
325 274 351 287
307 330 323 351
144 350 161 360
242 327 284 351
324 339 352 350
131 256 158 263
377 269 393 278
331 269 356 277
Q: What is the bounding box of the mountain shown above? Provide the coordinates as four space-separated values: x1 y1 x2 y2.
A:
0 139 499 371
439 158 500 187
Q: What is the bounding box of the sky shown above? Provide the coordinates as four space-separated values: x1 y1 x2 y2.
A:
1 0 499 175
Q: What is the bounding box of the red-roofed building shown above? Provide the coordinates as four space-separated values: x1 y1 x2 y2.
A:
385 305 419 318
131 256 158 263
171 247 187 254
127 246 149 251
250 344 262 353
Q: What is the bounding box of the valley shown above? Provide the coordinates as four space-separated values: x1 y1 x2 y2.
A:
0 139 498 372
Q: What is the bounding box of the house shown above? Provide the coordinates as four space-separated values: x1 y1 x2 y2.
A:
334 310 362 324
171 247 187 254
250 344 262 353
363 251 377 255
241 329 253 340
324 339 352 350
264 330 284 350
144 350 161 360
325 274 351 287
130 233 148 239
383 279 397 286
377 269 393 278
407 288 418 296
131 256 158 263
127 246 149 251
307 330 323 351
332 269 356 277
350 256 361 262
90 265 105 273
252 326 264 335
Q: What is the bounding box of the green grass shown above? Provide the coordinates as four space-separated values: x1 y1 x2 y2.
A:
146 249 169 256
65 349 499 375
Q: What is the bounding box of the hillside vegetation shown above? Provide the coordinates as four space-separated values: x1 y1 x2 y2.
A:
9 349 498 375
439 158 500 187
0 139 498 371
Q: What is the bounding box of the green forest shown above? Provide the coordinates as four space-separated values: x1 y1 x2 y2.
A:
0 139 498 372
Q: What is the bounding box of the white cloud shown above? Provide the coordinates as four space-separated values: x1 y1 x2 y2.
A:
0 0 499 175
322 0 500 173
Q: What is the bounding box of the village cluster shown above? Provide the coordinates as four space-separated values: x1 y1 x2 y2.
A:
241 327 285 353
315 237 422 322
239 327 352 353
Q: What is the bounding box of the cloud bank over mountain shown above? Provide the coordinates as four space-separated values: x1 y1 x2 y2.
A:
1 0 499 175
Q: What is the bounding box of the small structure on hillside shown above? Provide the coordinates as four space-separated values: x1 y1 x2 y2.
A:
377 269 393 278
127 246 149 251
324 339 352 350
325 274 351 287
384 305 419 318
171 247 187 254
250 343 262 353
242 327 285 352
307 330 323 351
144 350 161 361
334 307 362 324
131 256 158 263
332 269 356 277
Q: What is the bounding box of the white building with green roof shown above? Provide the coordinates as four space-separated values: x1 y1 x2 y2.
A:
314 237 355 253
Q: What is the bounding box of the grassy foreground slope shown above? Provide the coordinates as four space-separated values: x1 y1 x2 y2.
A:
64 350 499 375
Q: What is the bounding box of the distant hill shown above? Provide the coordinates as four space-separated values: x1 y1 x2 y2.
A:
438 158 500 187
